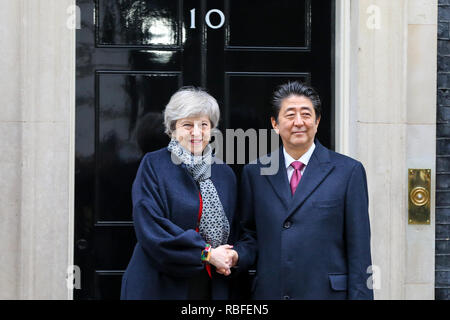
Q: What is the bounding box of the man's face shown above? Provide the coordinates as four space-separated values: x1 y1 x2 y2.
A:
271 95 320 152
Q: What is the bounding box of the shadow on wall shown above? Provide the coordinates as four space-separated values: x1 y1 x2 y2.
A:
136 112 170 154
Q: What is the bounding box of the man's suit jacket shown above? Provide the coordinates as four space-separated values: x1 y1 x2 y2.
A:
234 139 373 300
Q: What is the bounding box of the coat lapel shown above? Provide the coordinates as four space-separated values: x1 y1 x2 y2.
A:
265 148 291 210
284 140 335 219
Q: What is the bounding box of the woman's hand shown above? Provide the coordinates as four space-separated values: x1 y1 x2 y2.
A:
212 246 239 276
216 250 239 276
209 244 233 276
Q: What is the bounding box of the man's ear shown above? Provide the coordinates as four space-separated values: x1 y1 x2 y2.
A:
315 116 321 126
270 117 279 134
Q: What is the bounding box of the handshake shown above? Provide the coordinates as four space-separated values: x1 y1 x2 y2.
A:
208 244 239 276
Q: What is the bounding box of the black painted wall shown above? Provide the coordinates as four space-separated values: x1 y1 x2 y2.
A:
437 0 450 301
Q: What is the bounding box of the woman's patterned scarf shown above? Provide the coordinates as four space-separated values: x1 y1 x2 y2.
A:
167 139 230 248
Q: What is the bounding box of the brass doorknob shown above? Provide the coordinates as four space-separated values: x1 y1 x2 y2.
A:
410 186 429 207
408 169 431 225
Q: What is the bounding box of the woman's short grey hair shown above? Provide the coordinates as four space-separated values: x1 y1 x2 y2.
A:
163 86 220 136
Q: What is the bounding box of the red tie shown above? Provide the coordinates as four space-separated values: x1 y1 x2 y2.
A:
290 161 305 195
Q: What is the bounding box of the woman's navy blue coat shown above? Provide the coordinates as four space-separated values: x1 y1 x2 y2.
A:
120 147 237 300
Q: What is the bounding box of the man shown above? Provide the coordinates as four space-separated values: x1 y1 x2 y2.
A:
229 81 373 300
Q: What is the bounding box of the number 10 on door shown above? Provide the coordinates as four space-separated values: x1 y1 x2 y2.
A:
190 8 226 29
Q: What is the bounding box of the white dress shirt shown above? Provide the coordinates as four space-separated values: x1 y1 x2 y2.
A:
283 143 316 183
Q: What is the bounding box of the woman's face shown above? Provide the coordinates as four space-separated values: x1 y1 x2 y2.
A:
173 115 211 155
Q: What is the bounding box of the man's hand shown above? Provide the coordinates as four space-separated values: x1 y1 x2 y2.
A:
229 249 239 267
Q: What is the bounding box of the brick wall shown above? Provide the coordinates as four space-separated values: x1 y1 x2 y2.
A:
437 0 450 301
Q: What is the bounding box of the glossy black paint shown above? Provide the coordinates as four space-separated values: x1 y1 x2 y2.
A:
75 0 333 299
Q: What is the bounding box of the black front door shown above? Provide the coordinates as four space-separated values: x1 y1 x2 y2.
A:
75 0 333 299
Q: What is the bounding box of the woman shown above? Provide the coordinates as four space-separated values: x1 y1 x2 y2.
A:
120 87 237 300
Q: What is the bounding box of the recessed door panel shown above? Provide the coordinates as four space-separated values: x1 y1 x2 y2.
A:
97 72 180 222
226 0 310 50
97 0 182 47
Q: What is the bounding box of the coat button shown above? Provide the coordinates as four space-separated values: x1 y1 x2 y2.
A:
283 295 290 300
283 221 292 229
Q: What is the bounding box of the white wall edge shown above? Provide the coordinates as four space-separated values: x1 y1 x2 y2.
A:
335 0 352 155
67 0 76 300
